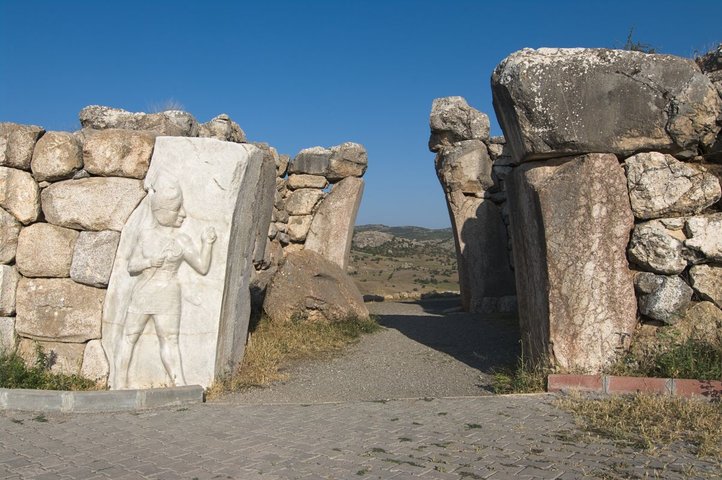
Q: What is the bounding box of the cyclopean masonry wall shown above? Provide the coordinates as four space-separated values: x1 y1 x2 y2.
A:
0 105 368 388
428 97 516 314
491 47 722 371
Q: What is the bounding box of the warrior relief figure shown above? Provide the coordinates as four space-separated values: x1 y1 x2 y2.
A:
114 175 216 389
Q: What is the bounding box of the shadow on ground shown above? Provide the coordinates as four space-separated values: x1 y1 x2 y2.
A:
373 297 521 374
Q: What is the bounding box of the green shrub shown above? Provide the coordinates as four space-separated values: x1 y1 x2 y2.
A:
0 344 99 391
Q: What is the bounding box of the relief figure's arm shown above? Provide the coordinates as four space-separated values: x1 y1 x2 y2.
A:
127 233 163 274
181 227 216 275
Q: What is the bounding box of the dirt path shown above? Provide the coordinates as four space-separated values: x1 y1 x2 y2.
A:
214 298 521 404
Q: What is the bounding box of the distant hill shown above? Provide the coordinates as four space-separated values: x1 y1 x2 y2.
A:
354 224 453 242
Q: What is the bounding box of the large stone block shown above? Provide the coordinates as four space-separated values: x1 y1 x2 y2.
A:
289 146 331 176
287 174 328 190
30 131 83 182
304 177 364 270
79 105 199 136
103 137 273 389
0 207 21 264
625 152 720 219
70 230 121 287
435 140 493 195
690 264 722 309
0 166 40 224
506 153 637 371
635 272 693 325
287 215 313 242
41 177 146 231
83 129 155 179
263 250 369 323
285 188 325 215
0 123 44 170
327 143 368 181
492 48 721 162
15 277 104 342
80 339 109 383
429 96 490 152
0 317 16 354
684 213 722 261
16 223 79 278
627 220 688 274
17 338 85 375
198 114 246 143
0 265 19 316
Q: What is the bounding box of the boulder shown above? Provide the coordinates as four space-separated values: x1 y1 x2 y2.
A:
289 146 331 176
0 207 21 264
198 114 246 143
0 317 16 354
676 301 722 346
17 339 85 376
287 215 313 242
0 265 18 316
79 105 199 136
80 340 110 383
16 223 79 278
689 264 722 309
70 230 121 287
304 177 364 270
103 138 273 389
263 250 369 323
429 97 490 152
506 153 637 370
41 177 146 231
30 131 83 182
627 220 688 274
435 140 494 195
0 166 40 224
0 123 44 170
635 272 693 324
625 152 721 219
82 128 155 179
15 277 104 342
285 188 325 215
492 48 722 162
684 213 722 261
287 174 328 190
327 142 368 181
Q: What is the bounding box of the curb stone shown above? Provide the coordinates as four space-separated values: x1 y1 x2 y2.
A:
548 374 722 400
0 385 204 413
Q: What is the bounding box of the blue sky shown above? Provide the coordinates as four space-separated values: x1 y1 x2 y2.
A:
1 1 720 228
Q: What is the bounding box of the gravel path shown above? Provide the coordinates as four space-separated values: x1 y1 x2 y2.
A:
214 299 521 404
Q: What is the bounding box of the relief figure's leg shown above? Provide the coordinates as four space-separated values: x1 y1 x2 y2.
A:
154 314 186 386
114 313 150 389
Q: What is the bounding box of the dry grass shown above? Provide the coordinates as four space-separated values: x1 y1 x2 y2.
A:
558 393 722 458
207 315 381 398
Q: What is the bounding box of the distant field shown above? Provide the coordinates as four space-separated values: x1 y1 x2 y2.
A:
348 225 459 298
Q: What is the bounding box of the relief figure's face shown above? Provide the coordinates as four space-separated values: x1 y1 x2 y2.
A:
154 204 186 227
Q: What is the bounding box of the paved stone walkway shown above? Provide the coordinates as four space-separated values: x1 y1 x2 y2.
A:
1 394 719 479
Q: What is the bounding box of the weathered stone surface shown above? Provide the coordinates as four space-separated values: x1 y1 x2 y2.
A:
429 97 490 152
80 339 109 383
492 48 722 162
79 105 199 136
627 220 688 274
277 154 290 177
0 265 18 316
327 143 368 181
30 131 83 182
287 215 313 242
0 123 44 170
689 264 722 309
677 301 722 345
103 138 272 389
15 277 104 342
285 188 325 215
625 152 721 219
696 44 722 78
16 223 78 278
635 272 693 324
684 213 722 261
41 177 146 231
17 338 85 375
0 317 15 354
289 147 332 176
0 166 40 224
305 177 364 270
287 174 328 190
506 153 636 370
263 250 369 323
0 207 21 264
435 140 493 195
83 129 155 179
198 114 246 143
70 230 121 287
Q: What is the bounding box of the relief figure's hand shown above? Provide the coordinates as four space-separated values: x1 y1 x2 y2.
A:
202 227 217 244
149 256 164 268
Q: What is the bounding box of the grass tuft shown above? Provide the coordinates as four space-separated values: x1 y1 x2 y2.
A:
558 393 722 458
0 345 99 391
207 315 381 398
492 353 549 394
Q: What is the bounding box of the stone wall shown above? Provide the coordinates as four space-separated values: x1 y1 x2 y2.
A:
489 47 722 371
